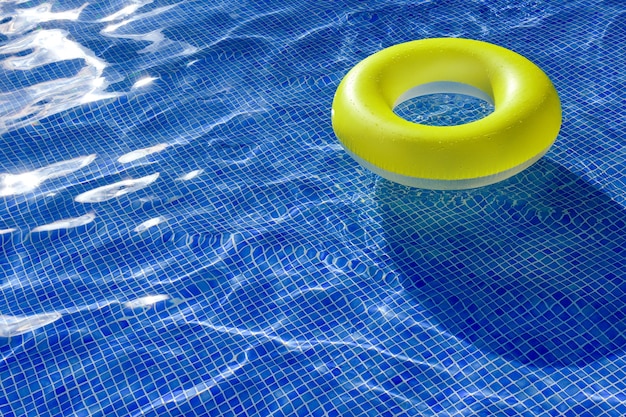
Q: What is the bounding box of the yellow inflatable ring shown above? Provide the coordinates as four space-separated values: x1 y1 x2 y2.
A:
331 38 562 190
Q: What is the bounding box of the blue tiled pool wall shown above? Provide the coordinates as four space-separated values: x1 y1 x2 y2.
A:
1 0 625 416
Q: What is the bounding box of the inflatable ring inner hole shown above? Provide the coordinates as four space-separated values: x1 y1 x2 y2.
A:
393 81 495 126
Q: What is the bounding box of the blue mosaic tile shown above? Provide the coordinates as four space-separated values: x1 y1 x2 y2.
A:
0 0 625 416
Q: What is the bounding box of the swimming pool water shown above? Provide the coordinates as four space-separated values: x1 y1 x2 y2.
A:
1 0 625 416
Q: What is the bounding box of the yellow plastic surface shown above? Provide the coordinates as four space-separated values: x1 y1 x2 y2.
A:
331 38 562 188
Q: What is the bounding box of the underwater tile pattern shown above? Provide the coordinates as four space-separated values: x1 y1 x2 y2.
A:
0 0 625 416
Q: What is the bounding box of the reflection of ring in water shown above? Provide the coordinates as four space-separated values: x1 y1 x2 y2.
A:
377 159 626 368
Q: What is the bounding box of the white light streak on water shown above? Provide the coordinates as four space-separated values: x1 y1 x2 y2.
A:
0 155 96 196
31 212 96 232
74 173 160 203
134 216 167 233
101 4 198 58
131 76 158 89
0 3 87 35
0 27 118 133
124 294 170 309
117 143 168 163
176 169 203 181
97 0 155 23
0 312 62 337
